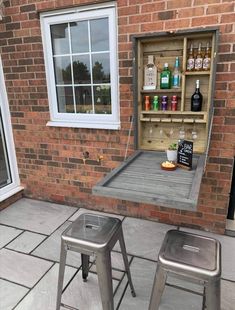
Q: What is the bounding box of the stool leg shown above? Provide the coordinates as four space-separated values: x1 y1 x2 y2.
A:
205 278 221 310
56 240 67 310
81 254 89 282
96 252 114 310
119 229 136 297
148 265 167 310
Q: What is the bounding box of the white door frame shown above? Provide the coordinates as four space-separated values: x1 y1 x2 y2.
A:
0 56 23 202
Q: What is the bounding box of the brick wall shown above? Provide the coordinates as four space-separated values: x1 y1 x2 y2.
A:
0 0 234 234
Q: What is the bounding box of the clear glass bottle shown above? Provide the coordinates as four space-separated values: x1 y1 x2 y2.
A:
143 55 157 90
191 80 203 112
160 63 171 89
187 44 195 71
194 43 203 71
203 42 211 71
172 57 181 88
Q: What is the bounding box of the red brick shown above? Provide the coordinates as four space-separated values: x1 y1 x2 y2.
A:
192 15 219 26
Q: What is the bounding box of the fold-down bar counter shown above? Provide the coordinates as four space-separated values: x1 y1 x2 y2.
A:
93 27 218 211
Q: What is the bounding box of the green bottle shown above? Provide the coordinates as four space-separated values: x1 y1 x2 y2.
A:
153 96 159 110
160 63 171 89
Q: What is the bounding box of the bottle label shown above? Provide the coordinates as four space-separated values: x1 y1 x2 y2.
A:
203 58 211 70
195 58 203 70
161 77 169 84
187 59 194 70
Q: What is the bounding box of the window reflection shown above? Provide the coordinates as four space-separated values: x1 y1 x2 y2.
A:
70 21 89 53
94 85 111 114
75 86 92 113
56 86 74 113
73 55 91 84
54 56 72 84
92 53 110 84
51 24 70 55
90 18 109 51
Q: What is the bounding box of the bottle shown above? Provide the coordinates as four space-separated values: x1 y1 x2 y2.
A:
203 42 211 71
144 95 151 111
187 44 195 71
171 95 178 111
153 95 159 110
161 96 168 111
194 42 203 71
172 57 181 88
191 80 203 112
143 55 157 90
160 63 171 89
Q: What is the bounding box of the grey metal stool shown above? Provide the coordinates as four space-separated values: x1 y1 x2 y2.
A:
149 229 221 310
56 213 136 310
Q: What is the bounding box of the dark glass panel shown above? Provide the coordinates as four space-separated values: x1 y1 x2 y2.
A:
90 18 109 51
70 21 89 53
94 85 111 114
51 24 70 55
54 56 72 84
56 86 74 113
73 55 91 84
92 53 110 84
74 86 93 114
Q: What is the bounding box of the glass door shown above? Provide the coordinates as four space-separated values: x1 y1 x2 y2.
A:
0 56 21 201
0 109 12 188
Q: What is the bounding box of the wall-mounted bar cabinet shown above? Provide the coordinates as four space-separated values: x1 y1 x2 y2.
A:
93 28 219 210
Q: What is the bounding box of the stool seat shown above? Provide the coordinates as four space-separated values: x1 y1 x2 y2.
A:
63 214 121 253
159 230 220 279
56 213 136 310
149 229 221 310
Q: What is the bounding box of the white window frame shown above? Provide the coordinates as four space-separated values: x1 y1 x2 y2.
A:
0 57 23 202
40 3 120 130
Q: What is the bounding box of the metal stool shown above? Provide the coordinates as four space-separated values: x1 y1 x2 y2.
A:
56 213 136 310
149 229 221 310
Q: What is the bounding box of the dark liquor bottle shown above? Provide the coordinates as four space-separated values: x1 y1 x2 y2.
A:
191 80 203 112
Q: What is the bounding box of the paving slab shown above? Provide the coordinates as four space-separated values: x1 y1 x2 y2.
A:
62 269 119 310
221 279 235 310
0 198 76 235
7 231 46 253
0 279 29 310
14 263 77 310
114 217 176 260
0 248 53 288
0 225 22 248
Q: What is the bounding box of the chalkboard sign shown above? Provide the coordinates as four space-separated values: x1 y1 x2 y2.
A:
177 140 193 170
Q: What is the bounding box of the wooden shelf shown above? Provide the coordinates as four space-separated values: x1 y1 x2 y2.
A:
141 89 182 94
184 71 210 75
141 111 207 116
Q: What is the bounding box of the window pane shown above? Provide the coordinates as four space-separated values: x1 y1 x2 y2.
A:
75 86 92 114
73 55 91 84
0 112 12 189
92 53 110 84
94 85 111 114
70 21 89 53
51 24 70 55
54 56 72 84
90 18 109 51
56 86 74 113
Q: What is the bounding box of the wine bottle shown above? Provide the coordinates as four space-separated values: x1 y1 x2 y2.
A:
191 80 203 112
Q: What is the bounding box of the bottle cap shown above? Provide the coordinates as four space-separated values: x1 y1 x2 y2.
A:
164 63 168 67
172 95 177 100
154 95 158 100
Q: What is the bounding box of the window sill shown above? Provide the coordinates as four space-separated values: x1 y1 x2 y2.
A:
0 186 24 203
46 121 121 130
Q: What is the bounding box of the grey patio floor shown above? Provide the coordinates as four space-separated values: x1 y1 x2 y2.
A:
0 198 234 310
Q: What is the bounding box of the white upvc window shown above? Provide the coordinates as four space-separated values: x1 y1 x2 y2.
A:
40 4 120 130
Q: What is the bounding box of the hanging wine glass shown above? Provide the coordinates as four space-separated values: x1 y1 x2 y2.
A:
192 120 198 140
169 127 174 138
159 122 164 143
148 120 153 143
179 125 185 140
